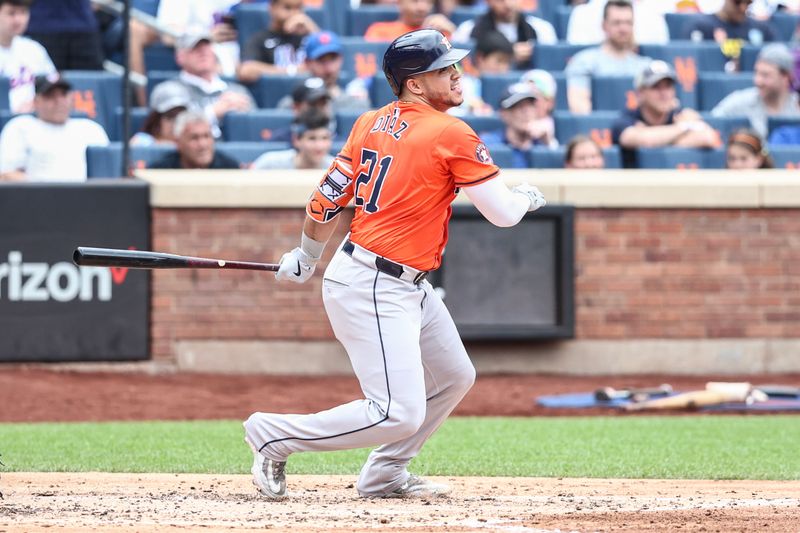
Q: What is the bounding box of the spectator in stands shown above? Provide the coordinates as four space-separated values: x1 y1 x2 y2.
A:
522 69 558 123
25 0 104 70
612 60 720 168
682 0 777 70
252 108 334 169
149 110 239 169
451 0 558 68
153 31 255 138
277 31 370 111
726 127 775 168
564 134 606 169
566 0 669 45
712 44 800 138
565 0 651 114
0 0 55 114
364 0 455 42
453 30 513 116
237 0 319 82
0 73 108 181
131 84 191 147
481 82 554 168
273 77 335 142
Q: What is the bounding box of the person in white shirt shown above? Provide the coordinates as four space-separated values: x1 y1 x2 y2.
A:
0 73 108 182
451 0 557 68
0 0 55 114
150 32 255 138
566 0 669 45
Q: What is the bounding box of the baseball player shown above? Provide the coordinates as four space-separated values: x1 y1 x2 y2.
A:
244 29 546 499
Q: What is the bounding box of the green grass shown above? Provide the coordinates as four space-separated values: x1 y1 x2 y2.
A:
1 416 798 479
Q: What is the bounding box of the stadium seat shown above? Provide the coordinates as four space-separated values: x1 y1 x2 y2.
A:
217 141 288 167
770 146 800 168
86 143 123 178
698 73 752 111
701 114 750 141
130 144 178 169
463 115 504 136
553 110 617 147
450 6 482 27
248 74 307 108
335 110 361 139
324 0 350 36
483 144 514 168
339 38 389 80
62 71 122 136
769 12 800 41
132 0 160 16
664 13 702 40
222 109 295 142
0 76 9 111
590 76 637 112
532 43 590 71
346 6 397 36
112 106 150 142
641 42 727 73
234 3 328 49
554 5 572 41
636 147 724 169
368 73 395 108
767 116 800 137
739 45 760 71
481 72 568 111
144 44 178 72
529 146 622 169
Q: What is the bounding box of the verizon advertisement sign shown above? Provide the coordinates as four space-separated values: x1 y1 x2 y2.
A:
0 181 149 361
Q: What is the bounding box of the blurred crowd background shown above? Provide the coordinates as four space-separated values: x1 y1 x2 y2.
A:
0 0 798 181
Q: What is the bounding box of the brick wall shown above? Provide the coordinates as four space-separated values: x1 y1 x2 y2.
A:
150 207 800 361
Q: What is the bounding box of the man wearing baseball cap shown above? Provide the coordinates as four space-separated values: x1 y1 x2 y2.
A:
276 31 370 112
151 30 255 138
611 60 719 168
480 82 555 168
711 43 800 139
0 72 108 181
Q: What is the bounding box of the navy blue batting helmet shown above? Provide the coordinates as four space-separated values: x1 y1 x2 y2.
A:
382 29 470 96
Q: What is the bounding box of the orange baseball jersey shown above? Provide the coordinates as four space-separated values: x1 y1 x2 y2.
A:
307 101 500 271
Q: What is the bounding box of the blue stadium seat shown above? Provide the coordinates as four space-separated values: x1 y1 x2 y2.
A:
0 76 9 111
340 38 389 80
483 144 514 168
553 110 617 147
554 5 572 41
248 74 307 108
463 115 504 136
769 12 800 41
701 114 750 141
771 146 800 168
132 0 160 16
533 43 590 71
112 106 150 142
739 45 760 71
222 109 295 141
698 73 752 111
368 73 395 108
768 115 800 136
450 6 482 27
86 143 123 178
325 0 349 36
62 71 122 136
529 146 622 169
346 6 397 36
590 76 636 112
664 13 702 40
130 144 177 169
336 110 361 139
217 141 286 167
234 3 328 49
481 72 568 111
636 147 724 169
144 44 178 72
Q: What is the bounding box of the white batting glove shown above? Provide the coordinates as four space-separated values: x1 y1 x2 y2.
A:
511 183 546 212
275 247 316 283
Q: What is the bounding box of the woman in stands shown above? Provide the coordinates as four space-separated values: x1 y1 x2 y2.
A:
725 128 774 170
564 135 605 169
130 84 191 147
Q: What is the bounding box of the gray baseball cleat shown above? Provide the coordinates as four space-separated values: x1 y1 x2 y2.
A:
245 437 286 499
385 474 451 498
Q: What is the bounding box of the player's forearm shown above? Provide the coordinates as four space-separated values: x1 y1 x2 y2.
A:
463 178 533 227
301 215 340 259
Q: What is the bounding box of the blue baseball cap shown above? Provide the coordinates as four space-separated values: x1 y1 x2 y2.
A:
304 31 342 60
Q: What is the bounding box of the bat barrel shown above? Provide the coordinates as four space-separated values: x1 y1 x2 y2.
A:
74 247 189 269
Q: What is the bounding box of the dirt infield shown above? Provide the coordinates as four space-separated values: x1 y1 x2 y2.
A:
1 369 799 531
3 473 800 532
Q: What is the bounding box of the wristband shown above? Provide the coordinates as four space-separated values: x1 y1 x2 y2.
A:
300 232 326 262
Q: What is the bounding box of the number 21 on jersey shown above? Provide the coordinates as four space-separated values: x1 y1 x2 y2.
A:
354 148 393 214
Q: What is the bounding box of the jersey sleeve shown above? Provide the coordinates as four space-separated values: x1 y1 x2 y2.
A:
436 120 500 187
306 115 367 222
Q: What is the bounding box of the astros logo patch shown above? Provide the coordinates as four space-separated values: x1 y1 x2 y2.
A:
475 143 493 164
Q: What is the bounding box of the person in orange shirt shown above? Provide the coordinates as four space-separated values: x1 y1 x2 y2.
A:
364 0 455 42
243 29 546 500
